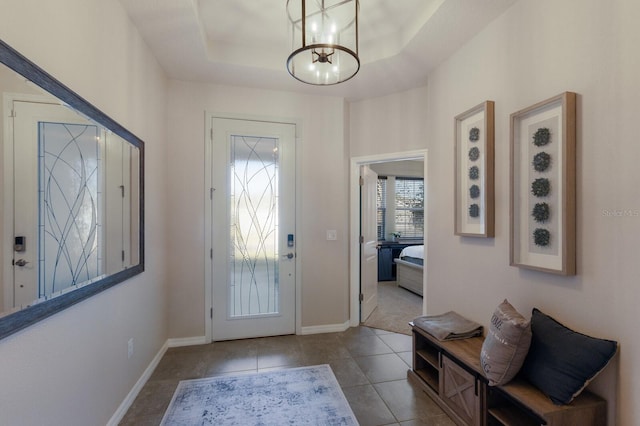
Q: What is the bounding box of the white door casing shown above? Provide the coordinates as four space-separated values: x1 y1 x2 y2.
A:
208 118 296 341
360 165 378 322
349 151 428 327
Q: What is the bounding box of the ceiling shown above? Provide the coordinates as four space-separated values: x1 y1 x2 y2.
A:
119 0 517 101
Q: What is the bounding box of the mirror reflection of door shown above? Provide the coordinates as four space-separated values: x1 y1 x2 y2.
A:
210 118 296 341
7 99 132 309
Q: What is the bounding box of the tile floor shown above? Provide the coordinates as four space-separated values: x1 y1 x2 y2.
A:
120 326 455 426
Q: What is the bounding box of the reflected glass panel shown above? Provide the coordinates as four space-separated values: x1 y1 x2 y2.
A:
39 121 102 296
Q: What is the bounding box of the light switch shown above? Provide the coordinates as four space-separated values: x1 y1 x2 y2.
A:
326 230 337 241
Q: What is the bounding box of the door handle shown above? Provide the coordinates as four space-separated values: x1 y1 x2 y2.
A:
14 259 29 267
281 253 295 260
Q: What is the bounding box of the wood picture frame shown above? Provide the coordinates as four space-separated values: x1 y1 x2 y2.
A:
510 92 576 275
454 100 495 237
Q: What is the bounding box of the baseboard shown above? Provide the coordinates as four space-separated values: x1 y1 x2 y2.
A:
167 335 208 347
107 340 169 426
300 320 351 335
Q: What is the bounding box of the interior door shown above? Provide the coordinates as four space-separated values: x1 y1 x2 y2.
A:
210 118 296 341
360 165 378 321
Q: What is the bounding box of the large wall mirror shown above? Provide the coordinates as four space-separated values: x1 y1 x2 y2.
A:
0 39 144 340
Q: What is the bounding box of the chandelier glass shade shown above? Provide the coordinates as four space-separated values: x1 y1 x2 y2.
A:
286 0 360 85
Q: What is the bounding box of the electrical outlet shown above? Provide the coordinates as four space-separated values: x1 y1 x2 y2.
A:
326 230 337 241
127 338 134 359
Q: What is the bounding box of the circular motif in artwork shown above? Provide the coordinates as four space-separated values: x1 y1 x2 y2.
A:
533 228 551 247
533 128 551 147
531 178 551 197
532 202 550 223
469 204 480 218
469 166 479 180
469 184 480 199
532 152 551 172
469 147 480 161
469 127 480 142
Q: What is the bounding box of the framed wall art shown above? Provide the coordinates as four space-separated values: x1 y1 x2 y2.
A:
510 92 576 275
454 100 495 237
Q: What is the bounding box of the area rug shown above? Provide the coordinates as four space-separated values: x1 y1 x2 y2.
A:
160 364 358 425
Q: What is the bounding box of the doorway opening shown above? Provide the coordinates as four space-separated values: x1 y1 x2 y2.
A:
349 150 427 332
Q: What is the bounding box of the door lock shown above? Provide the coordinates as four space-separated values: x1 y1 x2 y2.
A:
14 236 26 252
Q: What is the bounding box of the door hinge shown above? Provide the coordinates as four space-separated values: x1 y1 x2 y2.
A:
10 109 16 118
122 250 125 261
359 293 364 302
359 176 364 186
210 127 214 140
210 188 215 199
210 307 213 318
359 235 364 244
120 185 125 198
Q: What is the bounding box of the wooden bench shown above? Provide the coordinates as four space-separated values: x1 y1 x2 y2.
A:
408 323 607 426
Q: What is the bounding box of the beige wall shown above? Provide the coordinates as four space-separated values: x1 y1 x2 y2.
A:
0 0 169 424
350 1 640 424
350 86 429 158
166 80 351 337
424 0 637 424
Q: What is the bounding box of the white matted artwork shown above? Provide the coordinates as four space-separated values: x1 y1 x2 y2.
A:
510 92 576 275
454 100 495 237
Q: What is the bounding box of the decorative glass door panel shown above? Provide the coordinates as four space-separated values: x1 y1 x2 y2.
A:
229 135 280 318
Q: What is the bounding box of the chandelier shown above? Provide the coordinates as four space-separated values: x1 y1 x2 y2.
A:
286 0 360 85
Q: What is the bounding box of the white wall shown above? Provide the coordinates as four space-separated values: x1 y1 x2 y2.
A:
350 87 429 158
166 81 350 337
423 0 639 424
350 1 640 424
0 1 169 425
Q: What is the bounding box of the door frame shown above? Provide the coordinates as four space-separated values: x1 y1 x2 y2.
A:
204 113 303 343
349 150 428 327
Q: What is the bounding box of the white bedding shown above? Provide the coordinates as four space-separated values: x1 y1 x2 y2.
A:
399 245 424 260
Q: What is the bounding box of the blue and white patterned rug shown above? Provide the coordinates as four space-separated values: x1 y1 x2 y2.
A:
160 364 358 425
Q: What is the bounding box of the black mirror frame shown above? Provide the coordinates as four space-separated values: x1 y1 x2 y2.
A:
0 39 145 340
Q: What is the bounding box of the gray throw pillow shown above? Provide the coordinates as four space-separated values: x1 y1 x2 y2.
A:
520 308 618 405
480 299 532 386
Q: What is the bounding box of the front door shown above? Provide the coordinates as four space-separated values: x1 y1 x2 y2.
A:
209 118 296 341
10 101 101 308
7 99 131 310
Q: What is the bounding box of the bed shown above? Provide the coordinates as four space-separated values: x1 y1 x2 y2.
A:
394 245 424 296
